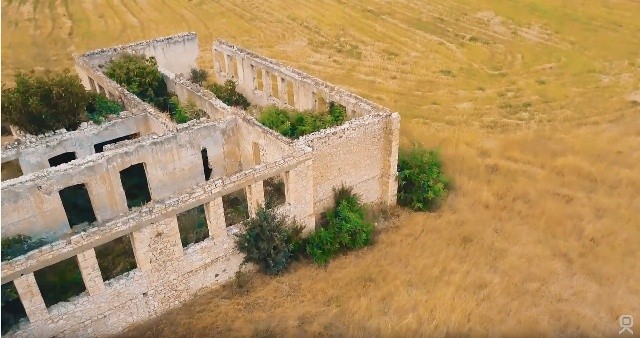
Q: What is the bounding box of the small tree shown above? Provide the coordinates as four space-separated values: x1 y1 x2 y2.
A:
189 67 208 85
105 53 169 110
397 145 449 211
207 80 250 109
236 206 303 275
1 70 90 135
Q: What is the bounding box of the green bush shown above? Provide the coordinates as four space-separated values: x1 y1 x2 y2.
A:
206 80 250 109
397 145 449 211
236 206 303 275
167 96 206 124
105 53 169 111
1 235 48 262
306 186 374 265
1 70 90 135
258 102 347 139
189 67 208 85
85 93 123 124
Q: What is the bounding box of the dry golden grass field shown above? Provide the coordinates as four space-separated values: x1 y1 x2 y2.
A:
2 0 640 336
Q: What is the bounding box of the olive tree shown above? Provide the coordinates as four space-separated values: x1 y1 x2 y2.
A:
1 70 90 135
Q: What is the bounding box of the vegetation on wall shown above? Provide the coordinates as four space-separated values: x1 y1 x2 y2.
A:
1 70 90 135
305 186 374 265
168 96 206 124
1 234 49 262
189 67 208 86
206 80 250 109
258 102 347 139
105 53 169 111
397 145 449 211
85 93 123 124
236 206 304 275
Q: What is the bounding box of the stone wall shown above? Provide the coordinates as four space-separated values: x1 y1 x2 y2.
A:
1 113 157 175
1 32 398 337
1 118 242 239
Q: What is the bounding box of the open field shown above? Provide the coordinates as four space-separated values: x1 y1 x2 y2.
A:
2 0 639 336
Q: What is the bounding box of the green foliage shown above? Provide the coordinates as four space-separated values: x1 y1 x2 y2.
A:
397 145 449 211
2 282 27 335
177 205 209 247
1 70 90 135
105 53 169 110
85 93 123 124
1 235 48 262
236 206 304 275
189 67 208 85
94 236 137 281
206 80 250 109
34 257 85 308
168 96 204 124
306 186 374 265
258 102 347 139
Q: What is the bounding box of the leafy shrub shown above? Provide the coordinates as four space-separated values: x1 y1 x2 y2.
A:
397 145 449 211
206 80 250 109
189 67 208 85
1 70 90 135
1 235 48 262
105 53 169 110
236 206 303 275
306 186 374 265
85 93 123 124
258 102 347 139
167 96 206 123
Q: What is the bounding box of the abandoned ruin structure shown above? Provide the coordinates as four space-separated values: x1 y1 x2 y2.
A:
0 33 400 337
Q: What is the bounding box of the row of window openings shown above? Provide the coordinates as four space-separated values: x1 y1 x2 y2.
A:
53 141 259 228
1 177 287 330
216 53 296 107
1 133 140 184
249 64 296 107
59 155 285 228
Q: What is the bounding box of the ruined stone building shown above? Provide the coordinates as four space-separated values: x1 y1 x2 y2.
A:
0 33 400 337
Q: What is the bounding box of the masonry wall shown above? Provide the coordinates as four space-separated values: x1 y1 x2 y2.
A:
1 113 156 175
1 119 241 239
299 113 400 216
2 149 313 338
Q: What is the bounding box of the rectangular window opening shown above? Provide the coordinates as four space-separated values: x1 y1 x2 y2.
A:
88 78 97 92
270 74 279 98
1 281 28 335
256 68 264 91
264 175 286 209
201 148 212 181
1 159 23 181
48 151 77 167
93 133 140 153
119 163 152 209
34 257 86 308
95 235 137 282
222 189 249 227
317 96 327 112
286 80 295 106
177 205 209 247
59 183 97 228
